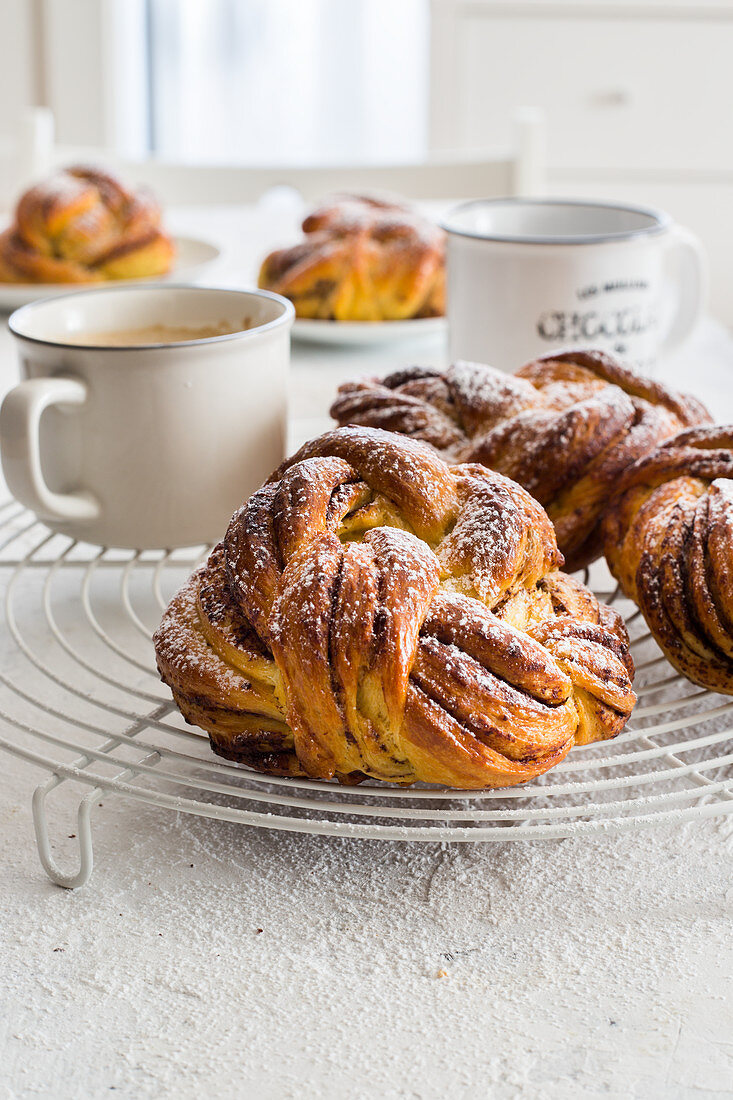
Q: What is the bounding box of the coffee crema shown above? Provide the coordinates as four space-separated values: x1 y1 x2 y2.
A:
59 320 251 346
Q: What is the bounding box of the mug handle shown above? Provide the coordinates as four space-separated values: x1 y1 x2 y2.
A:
659 224 707 356
0 376 100 525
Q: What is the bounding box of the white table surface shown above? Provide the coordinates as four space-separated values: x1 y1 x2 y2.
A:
1 205 733 1100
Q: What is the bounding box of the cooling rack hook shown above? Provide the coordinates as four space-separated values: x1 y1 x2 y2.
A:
32 775 96 889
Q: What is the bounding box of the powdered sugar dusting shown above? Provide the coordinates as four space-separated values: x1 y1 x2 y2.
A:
2 767 731 1097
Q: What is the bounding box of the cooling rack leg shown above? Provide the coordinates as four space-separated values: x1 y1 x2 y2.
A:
32 776 97 889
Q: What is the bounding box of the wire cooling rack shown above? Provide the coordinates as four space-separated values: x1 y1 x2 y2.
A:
1 497 732 889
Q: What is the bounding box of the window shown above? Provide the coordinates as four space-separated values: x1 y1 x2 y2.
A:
141 0 429 165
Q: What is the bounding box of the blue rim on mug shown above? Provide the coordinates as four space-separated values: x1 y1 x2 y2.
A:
441 198 672 246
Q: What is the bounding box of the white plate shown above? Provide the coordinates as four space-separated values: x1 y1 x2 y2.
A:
291 315 446 346
0 236 221 311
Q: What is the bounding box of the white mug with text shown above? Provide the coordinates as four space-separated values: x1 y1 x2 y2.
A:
442 198 706 372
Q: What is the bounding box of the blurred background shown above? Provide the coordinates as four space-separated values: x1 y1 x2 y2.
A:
1 0 731 321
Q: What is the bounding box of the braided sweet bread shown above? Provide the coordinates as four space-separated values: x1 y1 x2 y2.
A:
257 195 445 321
331 350 710 570
0 166 174 283
603 425 733 694
154 426 635 788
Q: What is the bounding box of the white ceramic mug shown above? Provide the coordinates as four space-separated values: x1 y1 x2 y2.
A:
1 284 294 548
442 198 706 372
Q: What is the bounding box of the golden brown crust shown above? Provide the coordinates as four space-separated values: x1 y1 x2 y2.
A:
602 424 733 693
154 426 635 787
257 195 445 321
0 165 174 283
330 350 711 570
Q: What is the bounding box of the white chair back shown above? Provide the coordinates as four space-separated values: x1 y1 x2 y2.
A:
0 108 545 212
0 108 545 211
